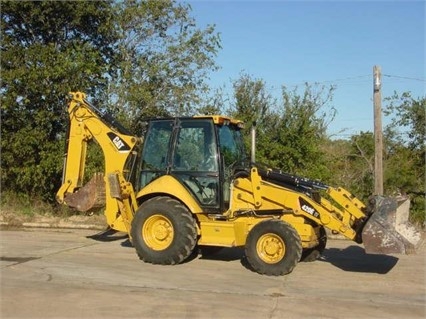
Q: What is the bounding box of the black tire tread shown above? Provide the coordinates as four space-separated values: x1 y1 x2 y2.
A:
245 219 302 276
131 196 197 265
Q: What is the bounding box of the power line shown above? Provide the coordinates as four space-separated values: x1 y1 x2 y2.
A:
246 73 424 95
382 74 426 82
317 74 370 84
282 73 425 88
268 74 370 91
294 74 370 86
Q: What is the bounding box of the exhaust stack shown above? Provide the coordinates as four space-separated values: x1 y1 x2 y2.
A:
251 121 256 163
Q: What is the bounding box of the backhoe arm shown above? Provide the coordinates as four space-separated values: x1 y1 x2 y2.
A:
56 92 92 205
56 92 141 232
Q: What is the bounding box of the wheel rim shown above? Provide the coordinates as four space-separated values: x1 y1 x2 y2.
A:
256 233 285 264
142 214 174 251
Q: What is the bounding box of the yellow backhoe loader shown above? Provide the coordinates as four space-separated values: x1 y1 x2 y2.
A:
56 92 422 276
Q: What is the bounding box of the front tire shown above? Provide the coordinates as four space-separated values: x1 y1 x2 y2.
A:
245 219 302 276
131 196 197 265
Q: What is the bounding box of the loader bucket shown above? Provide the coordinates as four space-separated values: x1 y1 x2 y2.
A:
64 173 106 212
362 196 423 255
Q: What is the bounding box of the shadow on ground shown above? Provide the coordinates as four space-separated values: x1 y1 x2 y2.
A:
199 246 244 261
85 229 399 275
198 247 254 272
86 228 129 242
320 245 399 274
198 245 400 275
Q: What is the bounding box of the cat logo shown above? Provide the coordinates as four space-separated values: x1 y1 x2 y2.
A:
113 136 124 149
107 132 131 152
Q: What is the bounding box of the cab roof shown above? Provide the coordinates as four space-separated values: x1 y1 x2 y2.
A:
194 115 244 128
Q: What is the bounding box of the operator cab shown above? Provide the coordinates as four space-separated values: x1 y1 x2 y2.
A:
137 116 246 213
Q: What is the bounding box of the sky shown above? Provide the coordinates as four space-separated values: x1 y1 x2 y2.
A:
187 0 425 138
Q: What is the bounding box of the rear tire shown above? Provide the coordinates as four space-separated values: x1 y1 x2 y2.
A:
131 196 197 265
245 219 302 276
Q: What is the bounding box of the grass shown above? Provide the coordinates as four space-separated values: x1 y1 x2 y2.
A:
0 191 101 218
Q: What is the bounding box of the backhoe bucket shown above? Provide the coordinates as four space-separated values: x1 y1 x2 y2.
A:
362 196 423 255
64 173 106 212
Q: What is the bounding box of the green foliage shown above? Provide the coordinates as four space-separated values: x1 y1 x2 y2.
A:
0 189 91 218
384 93 425 194
323 93 425 225
266 84 336 180
1 1 220 205
110 0 221 134
226 74 423 225
384 93 425 225
230 73 272 126
384 92 425 151
196 86 225 115
228 74 336 181
346 132 375 201
227 73 275 163
409 195 425 226
384 140 425 225
1 1 117 202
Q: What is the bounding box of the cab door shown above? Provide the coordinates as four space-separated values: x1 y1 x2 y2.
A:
137 119 174 191
170 119 220 212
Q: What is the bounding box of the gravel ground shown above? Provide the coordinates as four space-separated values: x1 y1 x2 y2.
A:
0 211 106 230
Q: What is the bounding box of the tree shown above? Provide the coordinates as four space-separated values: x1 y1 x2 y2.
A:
227 73 275 163
346 132 375 200
384 92 425 152
110 0 221 134
384 93 425 225
230 73 273 126
383 92 425 195
1 1 118 201
227 74 336 181
258 84 336 180
1 1 222 204
196 86 227 115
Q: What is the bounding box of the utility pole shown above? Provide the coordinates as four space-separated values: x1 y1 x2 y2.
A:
373 65 383 195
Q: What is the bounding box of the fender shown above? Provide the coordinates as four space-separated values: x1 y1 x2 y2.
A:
136 175 203 214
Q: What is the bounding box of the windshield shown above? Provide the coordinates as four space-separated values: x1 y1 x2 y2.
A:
218 124 247 168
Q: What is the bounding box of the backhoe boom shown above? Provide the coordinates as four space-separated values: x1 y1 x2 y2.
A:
56 92 140 232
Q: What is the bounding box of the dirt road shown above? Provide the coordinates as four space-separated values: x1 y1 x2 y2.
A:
1 228 425 319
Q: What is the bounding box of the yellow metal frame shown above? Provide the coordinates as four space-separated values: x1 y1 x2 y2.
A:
56 92 140 232
58 92 370 252
136 175 204 215
229 167 367 242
